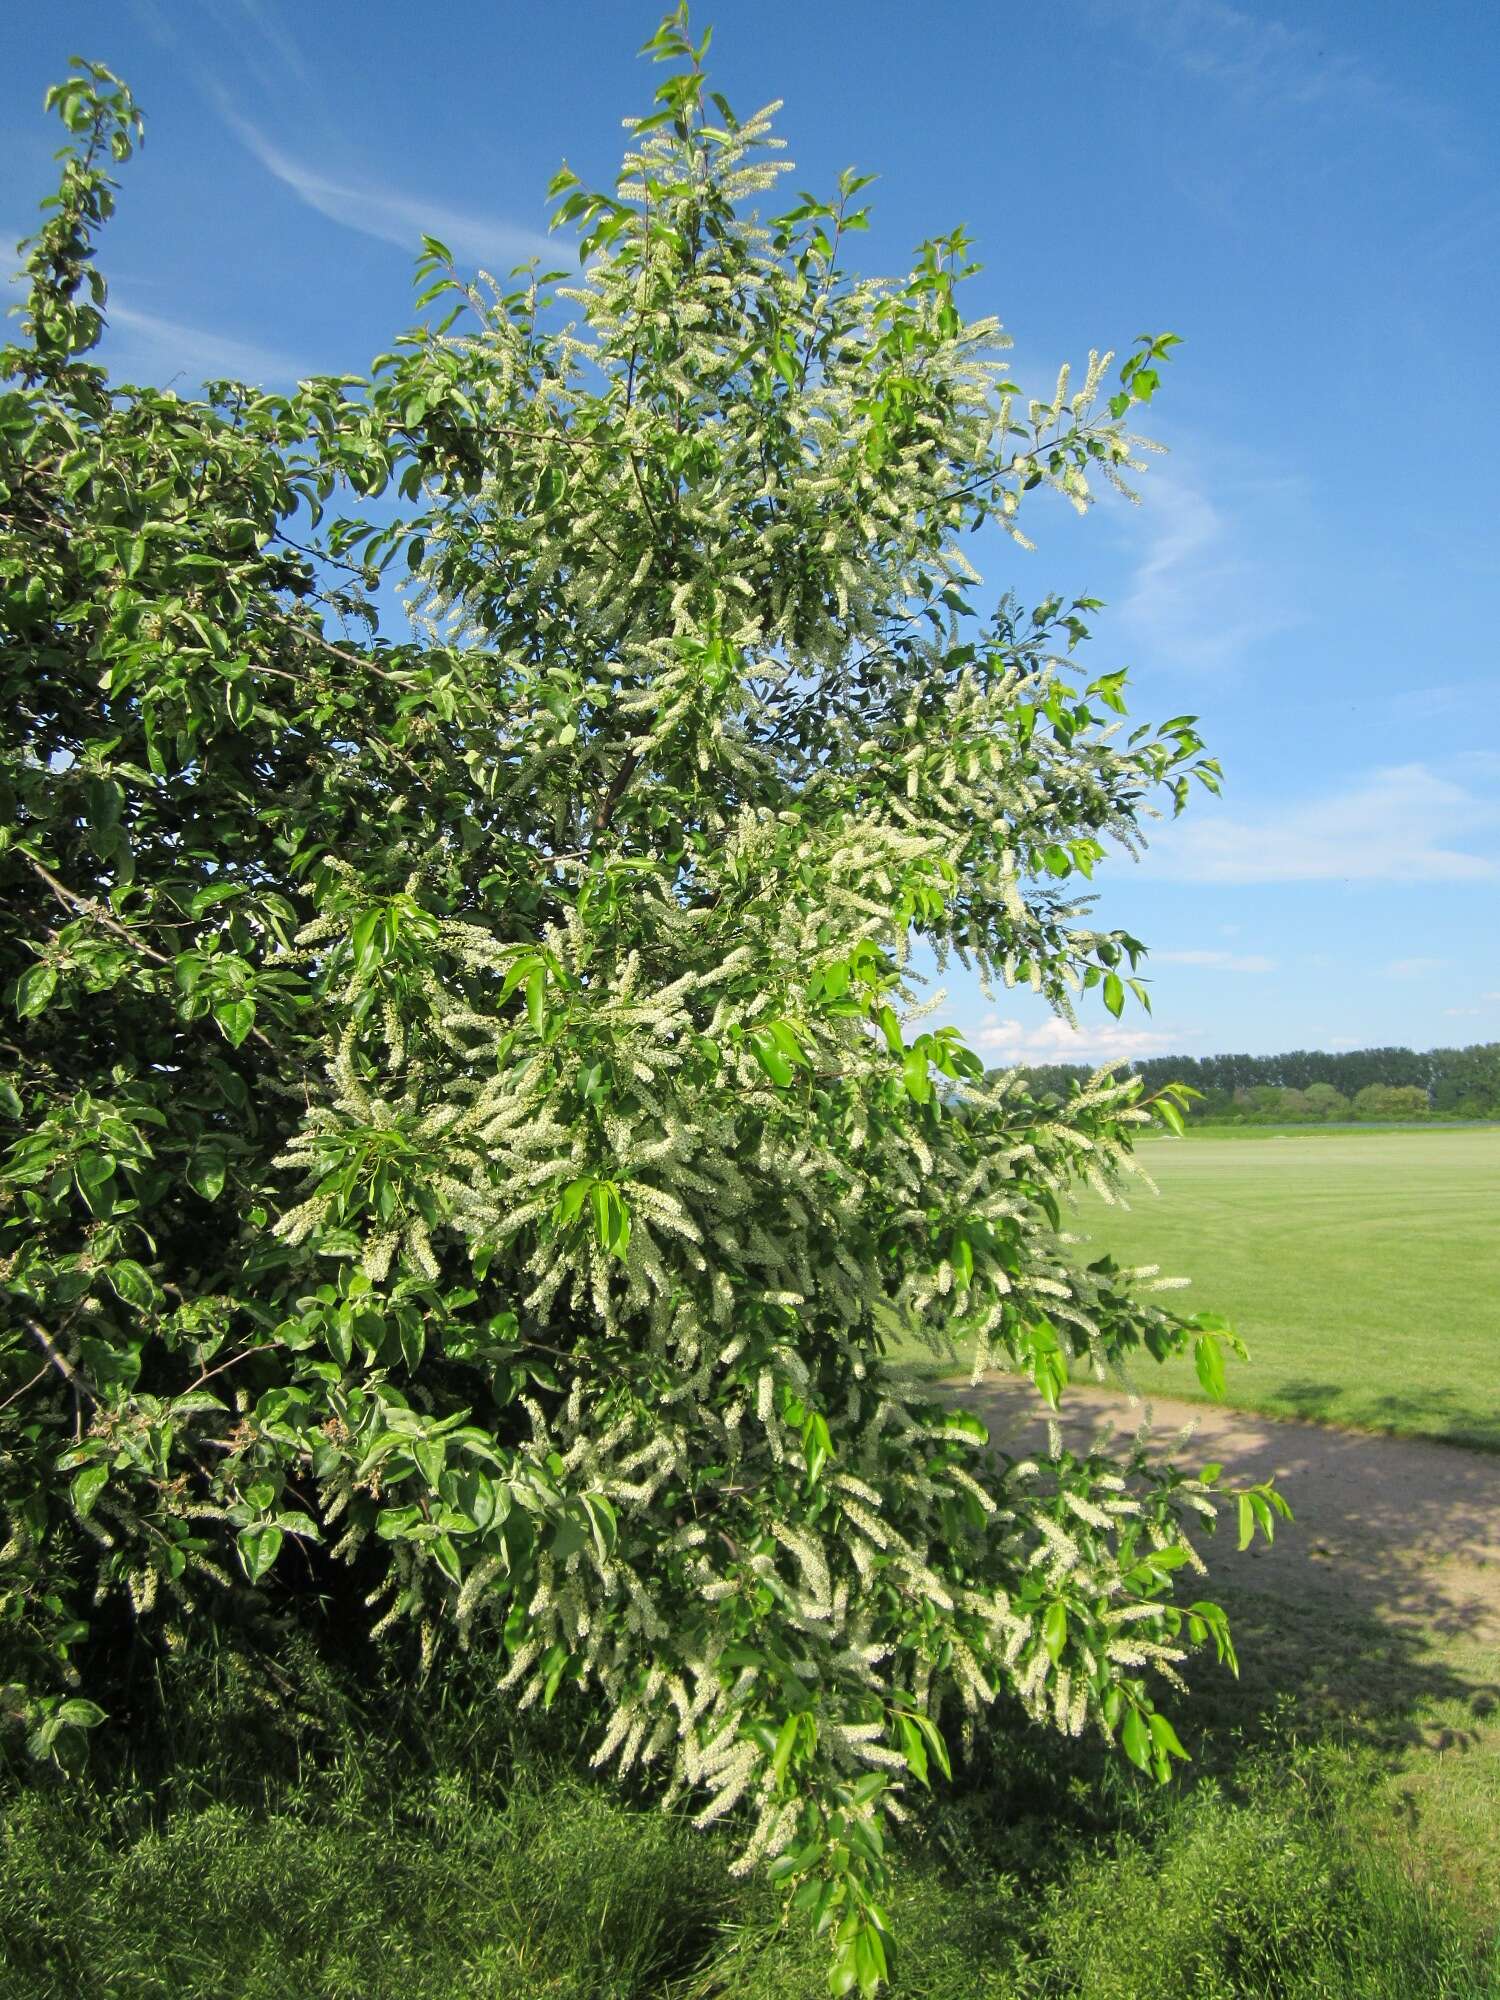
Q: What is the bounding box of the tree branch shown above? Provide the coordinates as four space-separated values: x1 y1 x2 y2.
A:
27 859 277 1050
588 747 642 854
29 859 170 965
26 1315 98 1417
261 608 403 682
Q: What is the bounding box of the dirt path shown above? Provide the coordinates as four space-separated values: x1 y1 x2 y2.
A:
948 1377 1500 1648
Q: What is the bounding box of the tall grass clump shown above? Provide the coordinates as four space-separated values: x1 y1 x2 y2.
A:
2 1643 1493 1999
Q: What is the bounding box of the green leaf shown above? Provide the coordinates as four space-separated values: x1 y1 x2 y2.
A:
1102 971 1125 1019
803 1410 833 1486
557 1177 592 1226
525 967 545 1033
751 1030 794 1088
107 1259 158 1309
875 1005 903 1055
186 1148 227 1201
376 1505 424 1541
1121 1704 1151 1771
214 997 255 1047
237 1522 283 1583
400 1315 426 1372
771 1711 801 1785
16 964 57 1019
902 1044 931 1103
55 1698 106 1730
908 1709 951 1782
580 1491 617 1559
1154 1095 1186 1137
1149 1710 1190 1763
895 1714 928 1787
828 1944 858 1998
1193 1331 1226 1400
351 908 385 974
1042 1600 1068 1663
70 1463 108 1518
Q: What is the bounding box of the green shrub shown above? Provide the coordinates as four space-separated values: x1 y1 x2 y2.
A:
2 1708 1493 2000
1353 1084 1431 1121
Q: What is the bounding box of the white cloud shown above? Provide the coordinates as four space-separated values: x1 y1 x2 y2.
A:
1116 469 1295 673
104 300 306 386
1444 1007 1481 1018
975 1014 1183 1067
225 110 554 271
1142 763 1500 884
133 0 312 102
1151 0 1389 113
1153 949 1275 973
1091 0 1453 147
230 0 313 93
1383 957 1447 979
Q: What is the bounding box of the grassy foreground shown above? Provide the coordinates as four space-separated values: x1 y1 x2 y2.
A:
1 1624 1496 2000
6 1126 1497 1998
1070 1125 1500 1447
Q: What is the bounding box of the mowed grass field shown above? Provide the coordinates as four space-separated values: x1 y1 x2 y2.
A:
1070 1125 1500 1449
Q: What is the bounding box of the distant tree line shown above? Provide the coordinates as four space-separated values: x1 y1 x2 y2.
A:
998 1042 1500 1124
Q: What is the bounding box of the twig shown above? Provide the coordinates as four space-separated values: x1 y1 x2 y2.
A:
26 1316 97 1434
184 1346 258 1395
0 1362 51 1414
29 859 170 965
262 608 402 683
28 859 276 1050
271 531 377 579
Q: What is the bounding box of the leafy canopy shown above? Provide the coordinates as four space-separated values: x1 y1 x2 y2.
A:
0 19 1282 1993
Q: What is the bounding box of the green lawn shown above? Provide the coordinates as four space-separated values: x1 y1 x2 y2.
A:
1070 1125 1500 1448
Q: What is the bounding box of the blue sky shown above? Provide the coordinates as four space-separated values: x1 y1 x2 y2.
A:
6 0 1498 1064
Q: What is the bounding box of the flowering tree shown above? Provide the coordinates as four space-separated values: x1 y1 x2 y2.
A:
1 20 1284 1993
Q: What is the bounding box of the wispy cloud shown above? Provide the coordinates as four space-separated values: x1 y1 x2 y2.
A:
104 300 306 386
131 0 311 99
1091 0 1458 152
1383 956 1447 980
975 1014 1184 1066
1152 949 1276 973
1141 762 1500 884
224 109 554 271
1115 468 1298 673
230 0 313 93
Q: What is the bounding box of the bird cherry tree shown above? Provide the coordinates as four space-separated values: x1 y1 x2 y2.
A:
0 18 1282 1993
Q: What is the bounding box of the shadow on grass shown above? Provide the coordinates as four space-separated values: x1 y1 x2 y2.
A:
1259 1375 1500 1454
